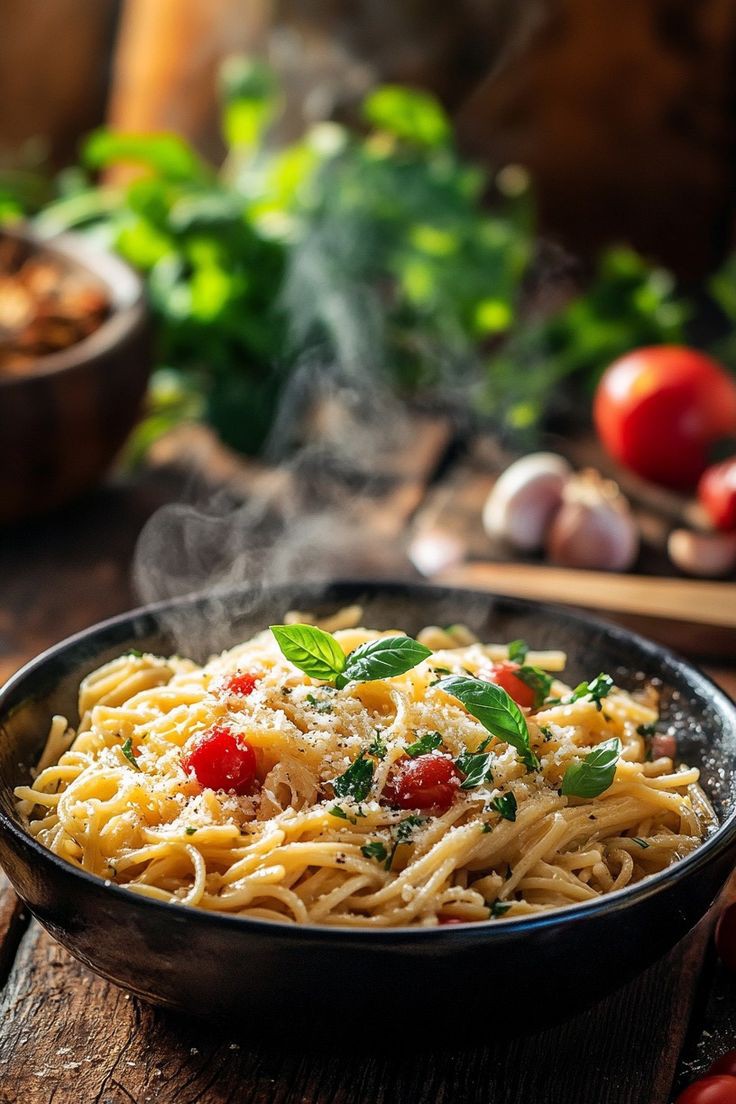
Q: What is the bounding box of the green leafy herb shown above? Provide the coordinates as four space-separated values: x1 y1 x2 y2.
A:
184 827 197 836
489 793 518 821
361 840 388 862
561 737 622 799
121 737 141 771
367 731 388 759
328 805 348 820
456 751 494 790
515 665 553 708
636 723 657 738
306 693 334 714
433 666 452 677
490 901 511 918
271 624 346 682
540 725 554 740
567 673 614 710
507 640 528 663
126 649 144 658
631 837 649 849
385 814 427 870
335 636 431 689
405 731 443 758
332 753 374 803
436 675 539 770
481 822 492 833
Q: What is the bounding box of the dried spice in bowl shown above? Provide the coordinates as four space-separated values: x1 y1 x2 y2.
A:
0 231 110 375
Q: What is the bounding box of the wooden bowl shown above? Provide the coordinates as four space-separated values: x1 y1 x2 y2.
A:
0 225 152 523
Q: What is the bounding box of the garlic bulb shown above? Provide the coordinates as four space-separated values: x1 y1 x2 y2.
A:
546 469 639 571
482 452 571 552
667 529 736 578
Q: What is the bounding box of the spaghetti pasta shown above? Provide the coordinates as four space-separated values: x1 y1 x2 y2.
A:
16 609 714 927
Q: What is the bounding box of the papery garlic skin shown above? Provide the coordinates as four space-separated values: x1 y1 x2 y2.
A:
482 453 571 552
546 469 639 571
668 529 736 578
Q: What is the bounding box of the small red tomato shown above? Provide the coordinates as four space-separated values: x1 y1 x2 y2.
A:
675 1075 736 1104
594 346 736 489
182 726 257 794
392 754 461 812
699 458 736 532
225 672 260 696
715 902 736 973
711 1054 736 1079
487 661 536 709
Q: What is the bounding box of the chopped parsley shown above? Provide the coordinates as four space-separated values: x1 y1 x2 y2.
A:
481 822 492 834
489 792 517 822
361 841 389 862
507 639 529 663
332 753 374 803
125 649 144 658
184 827 197 836
636 723 657 738
405 731 443 758
631 837 649 849
567 672 614 710
539 725 554 741
515 665 553 708
367 731 388 759
490 901 511 918
121 737 141 771
328 805 349 820
455 750 494 790
306 693 334 715
385 814 427 870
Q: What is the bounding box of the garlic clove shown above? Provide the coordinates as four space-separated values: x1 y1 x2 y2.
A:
482 452 572 552
667 529 736 578
546 468 639 571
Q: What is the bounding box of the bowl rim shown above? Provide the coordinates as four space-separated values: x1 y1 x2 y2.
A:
2 579 736 942
0 221 147 388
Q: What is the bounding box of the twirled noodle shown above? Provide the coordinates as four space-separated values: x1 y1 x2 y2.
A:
16 609 714 927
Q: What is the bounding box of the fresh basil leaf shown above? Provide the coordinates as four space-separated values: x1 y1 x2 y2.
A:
507 639 529 663
436 675 538 770
385 814 427 870
456 751 494 789
405 731 443 758
568 673 614 710
490 901 511 918
561 737 622 798
515 665 553 708
332 753 374 803
489 792 517 821
271 624 346 682
361 841 388 862
121 737 141 771
336 636 432 689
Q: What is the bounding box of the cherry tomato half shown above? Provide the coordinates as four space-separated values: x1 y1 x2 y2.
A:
715 902 736 973
711 1054 736 1079
182 725 257 794
225 672 260 696
675 1075 736 1104
487 661 536 709
699 457 736 532
391 753 461 812
594 346 736 490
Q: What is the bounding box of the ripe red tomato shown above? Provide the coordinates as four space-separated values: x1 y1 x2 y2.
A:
715 902 736 973
675 1076 736 1103
392 754 461 811
699 458 736 532
594 347 736 489
487 662 536 709
182 726 257 794
225 672 260 696
711 1054 736 1078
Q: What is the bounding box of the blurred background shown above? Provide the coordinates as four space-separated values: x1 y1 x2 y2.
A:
2 0 736 672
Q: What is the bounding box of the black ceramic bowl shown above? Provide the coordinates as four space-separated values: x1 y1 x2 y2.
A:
1 581 735 1035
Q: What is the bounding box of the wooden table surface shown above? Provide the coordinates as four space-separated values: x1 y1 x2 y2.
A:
1 423 736 1104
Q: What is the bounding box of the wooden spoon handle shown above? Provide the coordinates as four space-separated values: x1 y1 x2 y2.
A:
438 562 736 629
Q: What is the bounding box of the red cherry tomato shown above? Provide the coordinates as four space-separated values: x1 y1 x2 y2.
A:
225 672 260 696
699 458 736 532
182 726 257 794
594 347 736 489
392 754 461 812
711 1054 736 1078
675 1076 736 1104
487 661 536 709
715 902 736 973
